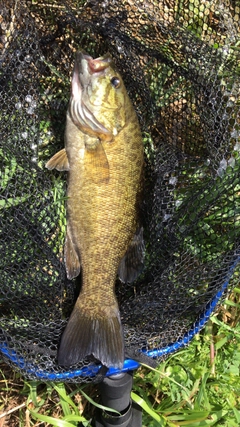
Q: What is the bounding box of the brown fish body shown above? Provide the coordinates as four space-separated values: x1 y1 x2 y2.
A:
46 52 144 368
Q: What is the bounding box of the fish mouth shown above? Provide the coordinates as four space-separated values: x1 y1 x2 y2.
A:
77 51 112 76
69 51 113 140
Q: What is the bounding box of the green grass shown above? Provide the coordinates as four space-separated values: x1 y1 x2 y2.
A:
131 288 240 426
0 286 240 426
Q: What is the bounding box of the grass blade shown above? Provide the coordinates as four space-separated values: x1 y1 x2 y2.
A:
131 391 164 424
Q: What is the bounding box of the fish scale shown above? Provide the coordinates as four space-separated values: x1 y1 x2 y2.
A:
46 51 144 369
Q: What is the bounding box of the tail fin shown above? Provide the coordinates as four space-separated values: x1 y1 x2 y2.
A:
58 300 124 369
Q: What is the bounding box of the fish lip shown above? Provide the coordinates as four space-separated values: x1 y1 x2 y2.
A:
74 51 91 84
88 56 111 73
76 51 112 76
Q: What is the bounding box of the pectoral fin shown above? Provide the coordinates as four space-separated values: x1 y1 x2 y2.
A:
64 225 80 280
46 148 70 171
118 227 145 283
85 142 110 184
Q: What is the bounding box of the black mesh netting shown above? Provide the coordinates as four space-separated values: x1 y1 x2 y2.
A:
0 0 239 383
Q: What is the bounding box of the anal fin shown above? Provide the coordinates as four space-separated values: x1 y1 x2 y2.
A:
118 227 145 283
46 148 69 171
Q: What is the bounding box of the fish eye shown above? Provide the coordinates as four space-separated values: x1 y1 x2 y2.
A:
110 76 121 88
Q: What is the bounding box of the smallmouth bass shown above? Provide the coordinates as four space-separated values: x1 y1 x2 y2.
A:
46 51 144 368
